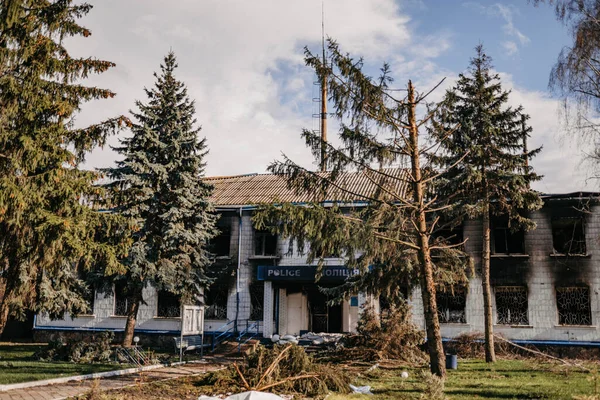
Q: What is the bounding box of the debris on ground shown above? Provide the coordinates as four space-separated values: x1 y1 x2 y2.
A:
315 305 427 365
349 384 374 395
201 343 350 399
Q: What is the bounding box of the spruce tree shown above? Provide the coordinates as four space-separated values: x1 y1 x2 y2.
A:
103 52 218 346
0 1 129 335
254 40 469 378
430 45 543 362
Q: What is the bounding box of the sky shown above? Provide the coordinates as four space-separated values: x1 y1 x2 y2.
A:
70 0 594 194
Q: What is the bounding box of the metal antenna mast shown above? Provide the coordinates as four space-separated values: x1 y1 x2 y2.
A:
319 0 328 172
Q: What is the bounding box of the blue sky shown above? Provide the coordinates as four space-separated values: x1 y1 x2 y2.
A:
74 0 591 193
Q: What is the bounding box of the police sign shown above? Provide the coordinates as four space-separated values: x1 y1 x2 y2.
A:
257 265 359 282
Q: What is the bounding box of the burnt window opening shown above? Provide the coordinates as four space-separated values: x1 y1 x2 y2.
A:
249 281 264 321
157 291 181 318
113 282 130 317
254 229 277 256
551 217 586 255
556 286 592 326
436 287 467 323
204 282 228 320
492 215 525 254
495 286 529 325
210 225 231 257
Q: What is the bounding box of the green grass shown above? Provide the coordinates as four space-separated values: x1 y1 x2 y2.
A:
328 359 599 400
0 343 129 385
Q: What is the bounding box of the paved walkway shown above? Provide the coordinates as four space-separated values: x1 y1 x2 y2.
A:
0 360 225 400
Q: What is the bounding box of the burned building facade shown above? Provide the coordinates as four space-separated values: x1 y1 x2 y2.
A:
411 192 600 343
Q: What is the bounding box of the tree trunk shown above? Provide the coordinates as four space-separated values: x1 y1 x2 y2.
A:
0 282 14 338
407 81 446 378
0 296 10 339
482 203 496 363
122 293 141 347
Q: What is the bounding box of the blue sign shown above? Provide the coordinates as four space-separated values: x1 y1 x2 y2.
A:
257 265 360 282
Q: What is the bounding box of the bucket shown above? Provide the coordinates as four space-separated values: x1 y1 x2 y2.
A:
446 354 458 370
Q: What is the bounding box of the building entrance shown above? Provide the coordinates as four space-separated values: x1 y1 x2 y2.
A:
307 289 342 333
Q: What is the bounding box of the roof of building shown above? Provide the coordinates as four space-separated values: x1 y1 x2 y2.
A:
206 168 410 207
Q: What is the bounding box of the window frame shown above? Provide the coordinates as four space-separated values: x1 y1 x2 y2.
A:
494 286 529 326
254 229 277 257
551 216 587 256
436 286 467 324
556 286 592 326
491 215 526 255
156 290 181 318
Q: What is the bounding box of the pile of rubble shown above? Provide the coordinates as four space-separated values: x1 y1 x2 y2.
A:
270 332 344 346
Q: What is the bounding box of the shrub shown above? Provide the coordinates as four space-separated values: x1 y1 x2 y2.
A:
35 331 114 363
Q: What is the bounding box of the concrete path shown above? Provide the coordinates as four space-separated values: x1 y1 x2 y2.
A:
0 360 224 400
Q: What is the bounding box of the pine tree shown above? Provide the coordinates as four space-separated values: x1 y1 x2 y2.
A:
430 45 543 363
253 40 470 378
103 52 218 347
0 1 129 335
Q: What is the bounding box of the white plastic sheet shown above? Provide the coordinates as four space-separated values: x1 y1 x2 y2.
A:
199 391 286 400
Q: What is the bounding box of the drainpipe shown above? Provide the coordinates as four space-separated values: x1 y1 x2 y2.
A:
235 207 242 334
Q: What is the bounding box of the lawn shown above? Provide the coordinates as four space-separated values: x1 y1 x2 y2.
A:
91 359 599 400
0 343 129 385
329 359 599 400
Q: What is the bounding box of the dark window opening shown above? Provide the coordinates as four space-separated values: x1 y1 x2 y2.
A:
492 215 525 254
436 287 467 323
113 282 130 317
210 225 231 257
552 217 586 255
495 286 529 325
157 291 181 318
254 230 277 256
204 283 228 320
556 286 592 325
249 281 264 321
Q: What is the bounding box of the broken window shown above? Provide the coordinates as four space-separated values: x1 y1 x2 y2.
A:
254 229 277 256
495 286 529 325
492 215 525 254
113 282 130 317
552 217 586 255
556 286 592 325
204 282 228 320
157 291 181 318
249 281 264 321
210 225 231 257
436 287 467 323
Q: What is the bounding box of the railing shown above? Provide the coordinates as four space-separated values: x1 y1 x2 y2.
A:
238 320 260 353
210 319 235 352
115 346 154 367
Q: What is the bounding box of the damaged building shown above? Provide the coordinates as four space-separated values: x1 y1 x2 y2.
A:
33 170 600 346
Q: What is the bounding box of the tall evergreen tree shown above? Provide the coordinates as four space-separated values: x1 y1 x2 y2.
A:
103 52 218 346
0 1 129 335
430 45 543 363
254 40 469 378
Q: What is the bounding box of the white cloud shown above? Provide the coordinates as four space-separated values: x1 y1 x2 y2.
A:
463 2 530 53
502 41 519 56
71 0 414 176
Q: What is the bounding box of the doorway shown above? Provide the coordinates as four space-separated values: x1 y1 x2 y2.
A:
307 289 342 333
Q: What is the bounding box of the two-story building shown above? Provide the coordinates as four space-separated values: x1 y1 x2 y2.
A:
33 170 600 346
